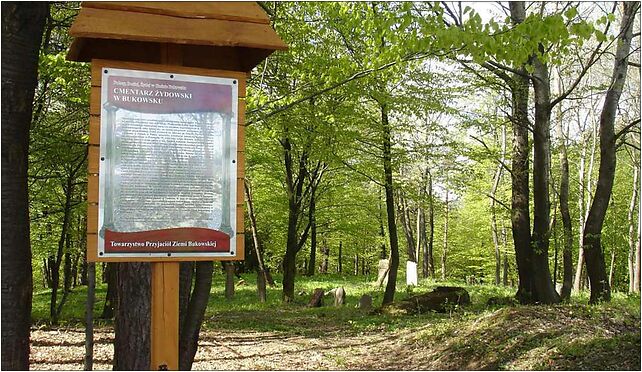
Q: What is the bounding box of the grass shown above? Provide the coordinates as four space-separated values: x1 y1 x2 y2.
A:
30 271 641 369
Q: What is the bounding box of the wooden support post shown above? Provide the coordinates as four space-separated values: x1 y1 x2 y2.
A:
150 262 179 370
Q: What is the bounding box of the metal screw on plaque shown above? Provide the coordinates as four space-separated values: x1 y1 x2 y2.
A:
233 80 237 85
167 253 172 257
100 157 105 161
99 252 103 256
232 159 236 163
169 74 174 79
104 69 108 74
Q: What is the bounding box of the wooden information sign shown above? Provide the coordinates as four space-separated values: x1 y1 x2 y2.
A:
67 2 286 369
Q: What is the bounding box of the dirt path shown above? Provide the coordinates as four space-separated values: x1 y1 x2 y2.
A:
29 305 641 370
30 326 404 370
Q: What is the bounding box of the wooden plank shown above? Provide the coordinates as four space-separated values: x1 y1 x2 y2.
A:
91 59 247 93
90 86 101 116
87 234 98 262
236 205 244 233
71 7 287 51
91 63 102 87
88 174 99 203
84 2 271 24
237 152 245 179
89 115 100 145
150 262 179 371
88 145 100 174
237 178 244 207
87 204 98 234
236 233 245 260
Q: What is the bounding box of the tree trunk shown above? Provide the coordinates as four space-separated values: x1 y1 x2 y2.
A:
378 192 387 259
508 2 535 304
490 124 506 285
178 262 213 370
583 1 637 303
399 192 416 262
427 171 435 277
257 270 267 302
280 133 312 302
1 4 47 366
51 177 75 323
441 180 449 281
502 225 509 286
101 263 117 319
381 104 400 305
320 239 329 273
628 166 639 293
634 215 641 293
555 102 573 300
225 263 235 300
84 263 95 371
337 241 343 273
354 254 359 275
307 192 317 276
113 263 151 370
530 54 561 304
575 113 598 292
244 180 274 286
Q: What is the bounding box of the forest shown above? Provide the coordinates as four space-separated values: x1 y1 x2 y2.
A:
1 1 641 370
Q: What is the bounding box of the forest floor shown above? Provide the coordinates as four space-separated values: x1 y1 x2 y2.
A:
30 276 641 370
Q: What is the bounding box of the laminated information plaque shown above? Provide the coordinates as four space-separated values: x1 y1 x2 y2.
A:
98 68 238 258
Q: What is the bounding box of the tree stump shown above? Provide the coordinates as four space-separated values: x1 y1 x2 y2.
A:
307 288 325 307
382 286 470 314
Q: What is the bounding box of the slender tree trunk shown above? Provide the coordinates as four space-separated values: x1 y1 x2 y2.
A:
427 171 435 277
575 113 598 292
113 263 151 370
225 263 235 300
583 1 637 303
416 205 426 279
51 179 74 323
628 166 639 293
634 214 641 293
491 124 506 285
608 249 616 287
354 254 359 275
529 53 560 304
101 263 117 319
555 109 574 300
399 193 416 262
244 180 274 287
320 239 329 273
84 263 95 371
502 225 509 286
338 241 343 273
307 192 317 276
381 104 400 305
379 192 387 259
178 262 213 370
441 179 449 281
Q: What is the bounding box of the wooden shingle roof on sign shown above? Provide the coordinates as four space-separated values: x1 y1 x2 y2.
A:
67 1 287 71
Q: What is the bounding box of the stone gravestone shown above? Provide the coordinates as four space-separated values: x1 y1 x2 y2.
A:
358 294 373 310
406 261 418 286
334 287 345 306
375 259 390 287
308 288 325 307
